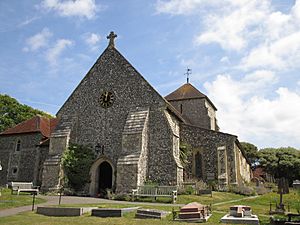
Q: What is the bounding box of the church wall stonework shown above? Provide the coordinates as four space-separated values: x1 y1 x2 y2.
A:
235 143 251 183
168 98 214 130
0 133 46 186
180 124 250 186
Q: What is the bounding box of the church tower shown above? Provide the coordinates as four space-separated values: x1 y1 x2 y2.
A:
165 83 219 131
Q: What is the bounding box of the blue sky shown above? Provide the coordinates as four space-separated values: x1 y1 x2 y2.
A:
1 0 300 149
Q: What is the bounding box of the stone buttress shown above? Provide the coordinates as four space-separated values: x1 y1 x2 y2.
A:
116 107 149 193
41 115 74 191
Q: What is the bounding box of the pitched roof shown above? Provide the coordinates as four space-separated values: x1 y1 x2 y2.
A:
0 116 58 138
165 83 217 110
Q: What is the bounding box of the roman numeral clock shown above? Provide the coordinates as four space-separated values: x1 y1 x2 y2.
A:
100 91 115 108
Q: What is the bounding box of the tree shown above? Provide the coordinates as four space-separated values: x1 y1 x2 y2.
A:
62 143 96 192
0 94 52 132
240 142 259 168
258 147 300 184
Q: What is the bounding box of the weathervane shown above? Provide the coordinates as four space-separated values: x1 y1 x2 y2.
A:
185 68 192 83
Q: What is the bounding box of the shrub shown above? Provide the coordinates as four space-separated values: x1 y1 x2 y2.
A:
296 201 300 214
207 180 218 191
230 184 256 196
255 186 269 195
63 187 76 196
62 143 96 192
178 185 195 195
144 179 158 186
264 182 276 191
113 193 131 201
195 180 208 190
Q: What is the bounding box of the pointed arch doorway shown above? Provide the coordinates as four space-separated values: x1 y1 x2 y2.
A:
89 157 115 197
98 161 112 192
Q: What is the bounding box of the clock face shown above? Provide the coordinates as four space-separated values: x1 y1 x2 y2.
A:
100 91 114 108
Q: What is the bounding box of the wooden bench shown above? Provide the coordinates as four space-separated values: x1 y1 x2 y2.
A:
132 185 177 203
10 182 39 195
285 213 300 225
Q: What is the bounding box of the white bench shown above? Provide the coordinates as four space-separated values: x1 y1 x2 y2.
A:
10 182 39 195
132 185 177 203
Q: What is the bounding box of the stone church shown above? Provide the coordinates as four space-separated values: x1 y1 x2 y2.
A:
0 32 251 195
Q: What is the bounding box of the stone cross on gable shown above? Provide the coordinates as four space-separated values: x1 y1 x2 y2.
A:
107 31 117 47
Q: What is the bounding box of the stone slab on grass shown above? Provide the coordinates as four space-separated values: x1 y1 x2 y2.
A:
37 206 97 217
174 214 212 223
135 209 170 219
221 214 260 225
91 207 139 217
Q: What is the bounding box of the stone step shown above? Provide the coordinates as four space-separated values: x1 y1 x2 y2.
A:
124 125 144 129
125 119 146 123
117 155 140 164
123 130 143 135
135 209 170 219
44 155 61 166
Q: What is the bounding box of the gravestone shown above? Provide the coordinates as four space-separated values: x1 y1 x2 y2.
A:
135 209 170 219
91 207 139 217
37 206 97 216
176 202 211 222
221 205 259 225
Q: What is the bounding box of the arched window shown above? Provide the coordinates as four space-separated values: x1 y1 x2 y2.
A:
15 140 21 152
195 152 202 179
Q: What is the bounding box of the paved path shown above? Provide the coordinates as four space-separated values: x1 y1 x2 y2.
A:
0 195 184 217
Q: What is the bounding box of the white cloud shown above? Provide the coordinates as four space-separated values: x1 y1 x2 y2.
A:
156 0 211 15
220 56 229 64
195 0 270 51
41 0 99 19
85 33 101 45
204 73 300 148
46 39 73 65
18 16 39 27
242 31 300 70
23 28 52 52
157 0 300 72
83 32 101 51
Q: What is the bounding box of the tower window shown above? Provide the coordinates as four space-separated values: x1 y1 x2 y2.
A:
12 168 18 174
15 140 21 152
180 104 183 114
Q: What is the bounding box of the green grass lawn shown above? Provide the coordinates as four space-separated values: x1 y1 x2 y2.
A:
0 188 46 210
0 190 299 225
177 191 246 205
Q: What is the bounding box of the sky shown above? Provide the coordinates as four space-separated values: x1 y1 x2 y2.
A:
1 0 300 149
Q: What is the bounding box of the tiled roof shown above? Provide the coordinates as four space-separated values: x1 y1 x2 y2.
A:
165 83 206 100
0 116 58 138
165 83 217 110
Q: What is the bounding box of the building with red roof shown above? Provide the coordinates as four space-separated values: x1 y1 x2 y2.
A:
0 116 58 186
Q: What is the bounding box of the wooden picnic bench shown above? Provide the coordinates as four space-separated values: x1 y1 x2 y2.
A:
131 185 178 203
10 182 39 195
